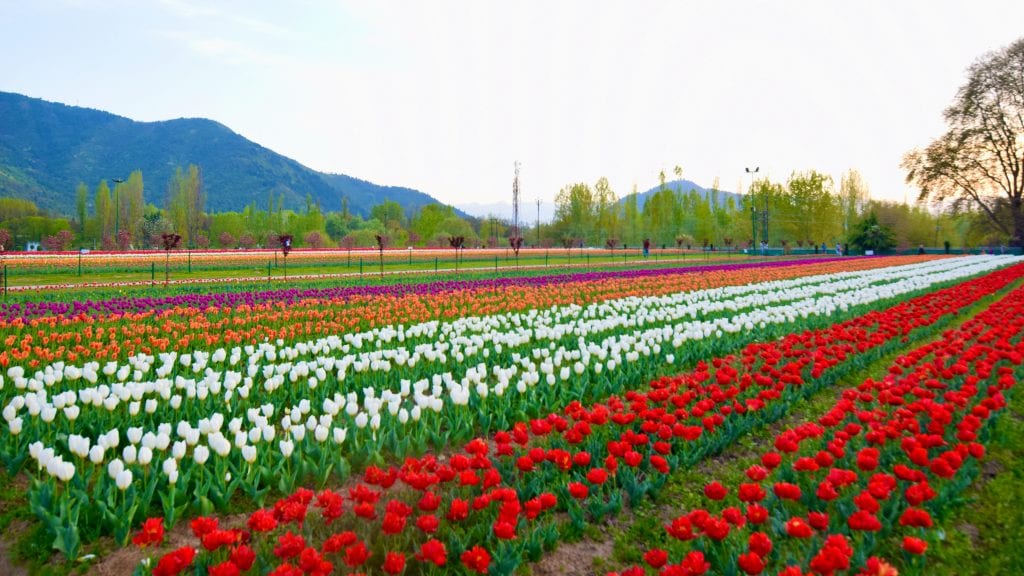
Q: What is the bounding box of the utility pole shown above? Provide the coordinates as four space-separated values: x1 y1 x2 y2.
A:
536 198 541 247
512 161 520 242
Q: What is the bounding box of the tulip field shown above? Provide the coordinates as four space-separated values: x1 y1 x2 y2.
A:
1 254 1022 575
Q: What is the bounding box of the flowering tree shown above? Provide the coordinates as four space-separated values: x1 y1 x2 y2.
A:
116 229 132 251
42 230 74 251
304 231 324 249
238 233 256 249
160 233 181 283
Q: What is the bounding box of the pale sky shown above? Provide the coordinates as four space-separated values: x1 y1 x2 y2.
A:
2 0 1022 207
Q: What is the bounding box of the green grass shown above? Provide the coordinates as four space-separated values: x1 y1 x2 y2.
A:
2 249 749 287
902 392 1024 575
0 252 789 303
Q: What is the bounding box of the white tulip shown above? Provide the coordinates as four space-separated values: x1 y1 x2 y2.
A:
193 445 210 465
332 427 347 444
107 458 124 480
279 439 294 458
115 469 133 490
89 445 105 464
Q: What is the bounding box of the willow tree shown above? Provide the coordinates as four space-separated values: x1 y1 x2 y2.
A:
903 37 1024 246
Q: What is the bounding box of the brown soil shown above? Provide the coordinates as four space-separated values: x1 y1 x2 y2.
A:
0 520 30 576
531 526 618 576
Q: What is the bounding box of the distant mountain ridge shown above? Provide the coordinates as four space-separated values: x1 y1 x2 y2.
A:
0 91 460 217
623 179 743 209
458 180 742 222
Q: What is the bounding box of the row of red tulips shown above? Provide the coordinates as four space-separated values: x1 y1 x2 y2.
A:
131 263 1024 575
612 272 1024 575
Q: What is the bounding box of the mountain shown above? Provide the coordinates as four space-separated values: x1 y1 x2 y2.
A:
455 201 557 223
0 91 458 217
621 179 743 209
455 180 742 223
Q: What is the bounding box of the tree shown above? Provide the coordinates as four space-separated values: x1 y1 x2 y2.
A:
622 187 641 246
166 165 206 247
124 170 145 241
903 37 1024 246
75 183 88 236
371 200 405 230
847 212 896 252
94 180 113 243
554 183 596 245
410 204 455 245
238 233 256 249
839 170 869 236
304 230 325 249
218 232 236 248
594 177 619 244
0 198 39 221
138 212 173 249
49 229 74 251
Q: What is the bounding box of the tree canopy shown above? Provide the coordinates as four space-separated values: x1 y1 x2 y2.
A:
847 212 896 253
903 36 1024 246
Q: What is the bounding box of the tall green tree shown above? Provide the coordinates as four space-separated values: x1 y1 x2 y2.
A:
594 177 619 243
75 182 88 236
94 179 113 243
622 187 642 247
839 169 869 236
166 165 205 246
553 182 595 245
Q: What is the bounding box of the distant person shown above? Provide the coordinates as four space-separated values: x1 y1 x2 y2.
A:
835 243 842 256
821 242 827 254
918 245 925 255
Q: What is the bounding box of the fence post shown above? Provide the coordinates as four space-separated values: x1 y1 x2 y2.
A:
545 251 549 267
151 262 155 283
359 258 363 276
3 265 6 300
188 251 192 273
494 256 498 272
78 252 82 277
435 257 438 273
267 260 271 285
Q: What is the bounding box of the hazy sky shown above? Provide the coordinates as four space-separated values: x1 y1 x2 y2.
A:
2 0 1023 207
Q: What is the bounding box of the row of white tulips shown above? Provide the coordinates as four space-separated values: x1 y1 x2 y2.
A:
2 256 1018 493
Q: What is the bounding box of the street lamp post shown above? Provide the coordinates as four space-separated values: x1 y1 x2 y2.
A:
112 178 125 241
